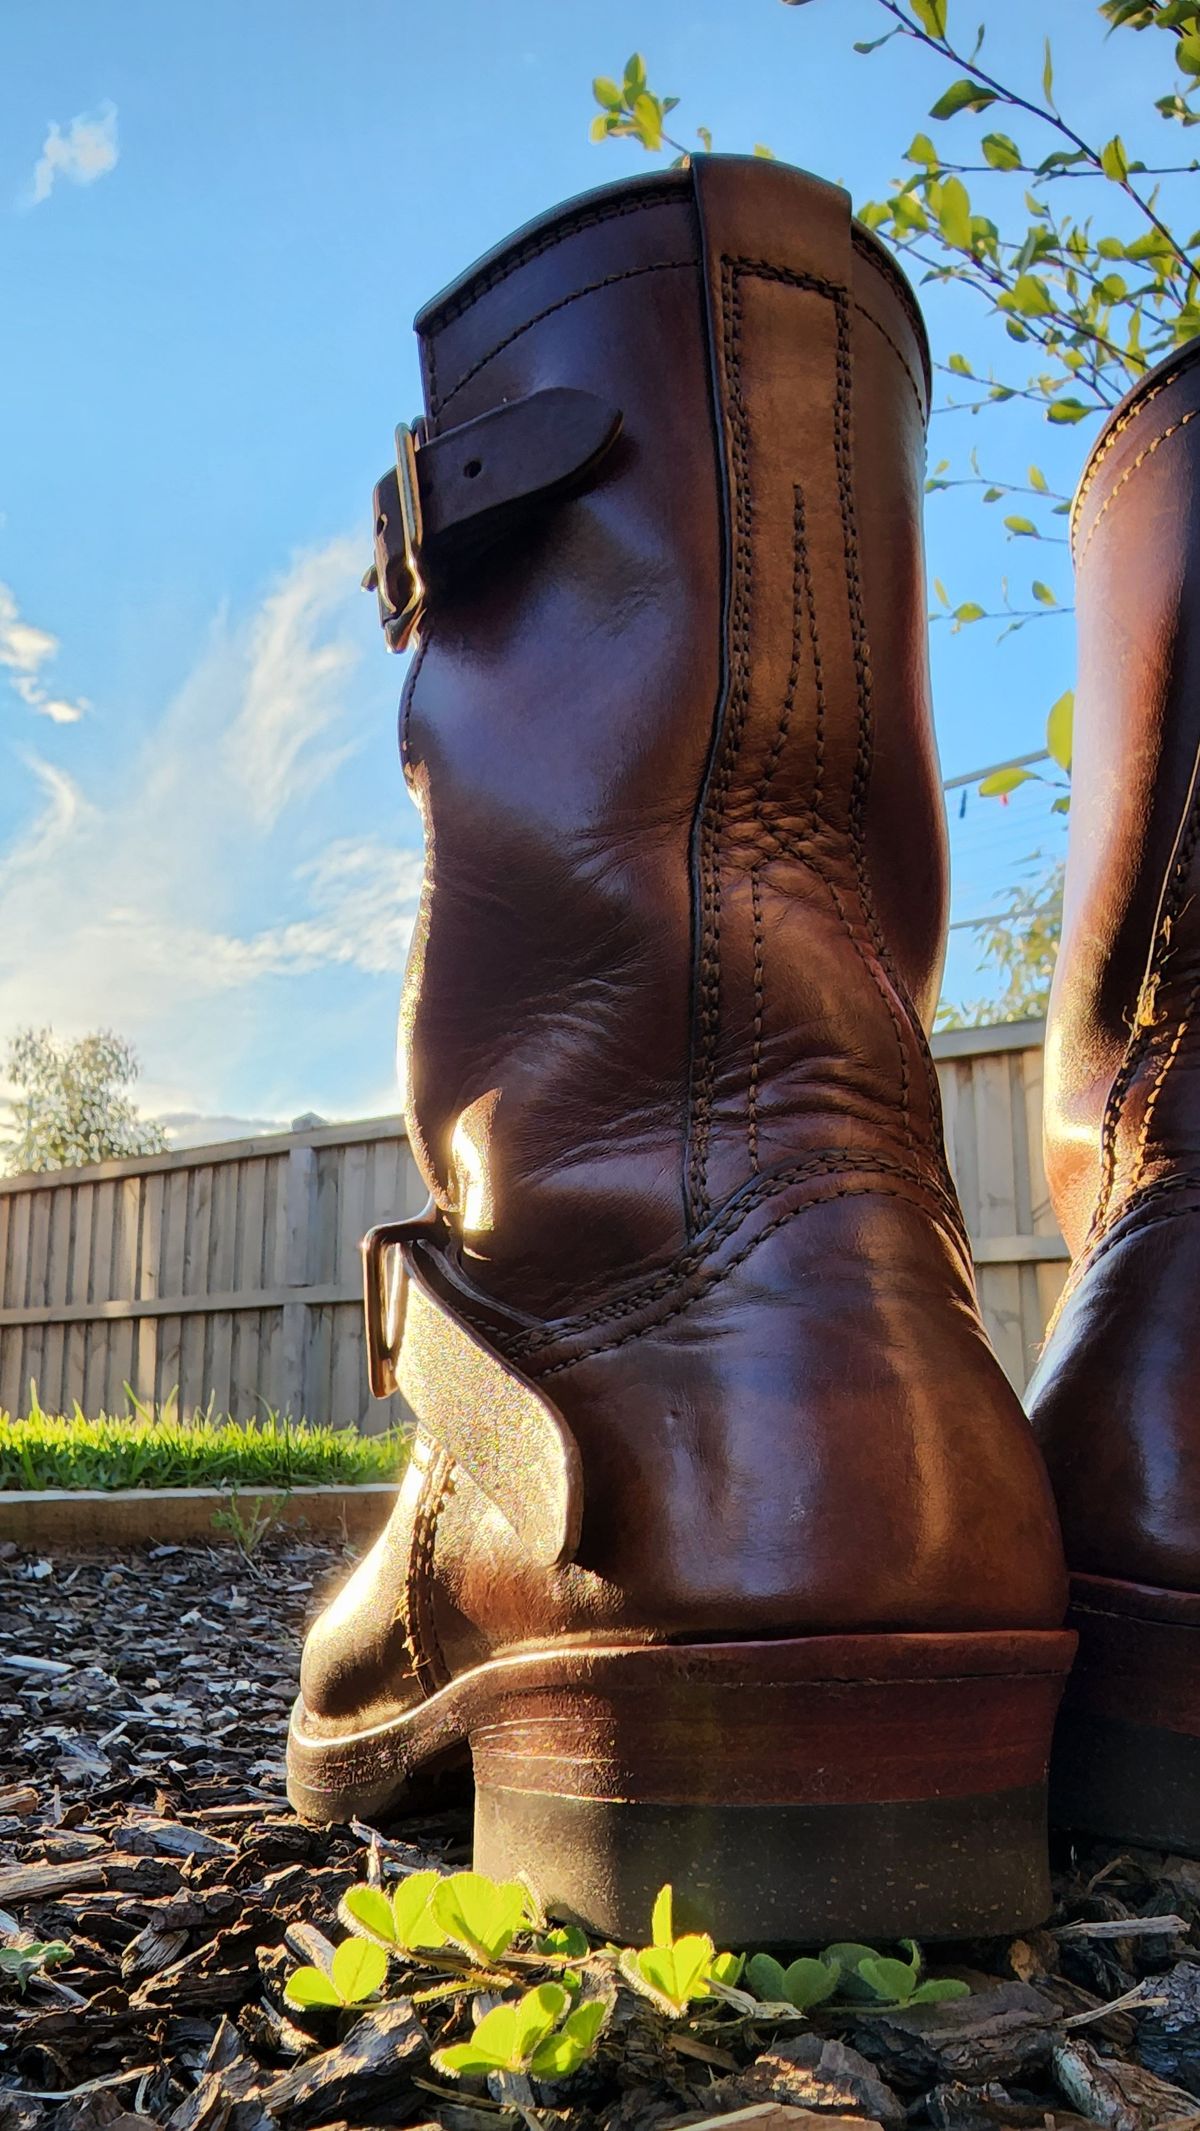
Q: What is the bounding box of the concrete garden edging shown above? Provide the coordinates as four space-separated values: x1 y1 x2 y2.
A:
0 1481 395 1549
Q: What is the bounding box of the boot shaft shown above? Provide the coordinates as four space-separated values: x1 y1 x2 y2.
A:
1045 337 1200 1254
397 156 951 1319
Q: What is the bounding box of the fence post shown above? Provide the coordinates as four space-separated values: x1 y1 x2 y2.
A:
279 1142 315 1422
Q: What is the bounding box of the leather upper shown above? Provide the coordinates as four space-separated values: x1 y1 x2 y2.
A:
1028 335 1200 1590
299 158 1067 1742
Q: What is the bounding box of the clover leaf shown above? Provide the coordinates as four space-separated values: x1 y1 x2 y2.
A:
746 1951 839 2010
535 1924 590 1961
341 1868 448 1953
617 1883 732 2016
284 1935 388 2010
529 1995 608 2079
433 1982 570 2077
430 1871 533 1964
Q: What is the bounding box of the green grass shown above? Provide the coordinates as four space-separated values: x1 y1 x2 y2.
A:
0 1391 408 1492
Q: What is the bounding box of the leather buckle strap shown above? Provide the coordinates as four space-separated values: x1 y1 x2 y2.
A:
364 386 622 652
362 1206 583 1568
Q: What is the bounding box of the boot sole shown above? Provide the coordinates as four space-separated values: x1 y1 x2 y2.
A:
1052 1572 1200 1855
288 1628 1073 1942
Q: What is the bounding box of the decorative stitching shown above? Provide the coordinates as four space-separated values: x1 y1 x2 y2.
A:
851 299 925 419
533 1176 928 1377
423 183 684 343
1072 341 1200 541
748 864 765 1172
1093 776 1200 1237
405 1445 455 1698
1076 407 1200 567
502 1144 961 1357
850 226 930 396
1130 976 1200 1202
754 486 809 827
434 258 694 416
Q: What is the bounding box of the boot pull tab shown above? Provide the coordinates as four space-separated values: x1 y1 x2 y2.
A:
362 1207 584 1569
364 386 623 651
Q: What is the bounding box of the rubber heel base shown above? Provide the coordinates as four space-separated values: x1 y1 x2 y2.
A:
1052 1575 1200 1856
470 1629 1074 1944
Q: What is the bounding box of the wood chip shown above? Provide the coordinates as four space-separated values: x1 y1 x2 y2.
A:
256 2000 428 2126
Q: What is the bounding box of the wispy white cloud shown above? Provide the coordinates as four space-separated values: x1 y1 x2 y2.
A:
29 102 119 206
0 583 89 723
0 539 422 1123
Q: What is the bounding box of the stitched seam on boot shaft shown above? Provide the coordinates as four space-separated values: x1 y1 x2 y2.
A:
501 1146 960 1357
432 258 694 415
423 187 685 370
405 1446 455 1697
1093 776 1200 1236
690 254 937 1226
1072 348 1200 542
1129 976 1200 1202
748 863 765 1172
1062 1187 1200 1306
1075 407 1200 569
530 1177 950 1377
850 225 929 399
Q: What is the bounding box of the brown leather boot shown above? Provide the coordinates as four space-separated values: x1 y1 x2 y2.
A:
1027 335 1200 1855
288 155 1071 1941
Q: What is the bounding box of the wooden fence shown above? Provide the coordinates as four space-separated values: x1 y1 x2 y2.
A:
0 1019 1066 1424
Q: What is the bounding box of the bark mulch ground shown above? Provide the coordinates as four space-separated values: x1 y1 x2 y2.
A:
2 1538 1200 2131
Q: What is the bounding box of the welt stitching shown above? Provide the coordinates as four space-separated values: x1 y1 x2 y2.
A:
1076 407 1200 567
503 1146 954 1355
1072 1194 1200 1292
406 1445 455 1697
433 258 694 416
1094 781 1200 1234
533 1179 925 1377
424 187 683 342
748 864 765 1172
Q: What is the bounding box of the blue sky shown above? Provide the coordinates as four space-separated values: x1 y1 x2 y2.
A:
0 0 1174 1136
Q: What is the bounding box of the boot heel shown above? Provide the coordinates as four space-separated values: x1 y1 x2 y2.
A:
469 1630 1074 1943
1053 1574 1200 1854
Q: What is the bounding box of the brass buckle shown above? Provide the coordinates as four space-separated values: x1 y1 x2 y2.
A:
362 421 426 653
361 1200 439 1398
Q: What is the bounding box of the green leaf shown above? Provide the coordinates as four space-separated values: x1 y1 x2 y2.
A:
341 1883 397 1945
753 142 776 158
747 1952 787 2002
1004 515 1038 536
1028 464 1049 492
709 1949 746 1987
628 1935 716 2014
1179 27 1200 74
932 578 950 606
592 76 624 110
589 114 613 142
536 1925 590 1960
1004 273 1054 316
1052 794 1071 815
981 130 1022 168
430 1872 530 1963
910 1977 973 2002
391 1869 447 1951
857 1951 921 2004
330 1936 388 2004
1100 134 1130 180
624 52 647 94
929 78 998 118
1042 35 1055 102
938 175 973 247
823 1943 886 1997
284 1963 343 2009
947 351 972 374
910 0 948 35
631 92 663 150
979 765 1035 797
1045 398 1091 423
1046 688 1074 771
952 601 986 623
1032 580 1057 606
651 1883 674 1949
697 125 713 152
906 131 939 165
780 1956 841 2009
436 2001 523 2076
530 1997 609 2081
512 1982 571 2061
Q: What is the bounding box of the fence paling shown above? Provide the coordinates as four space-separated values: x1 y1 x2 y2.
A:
0 1023 1066 1420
